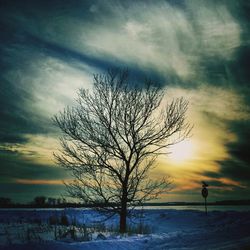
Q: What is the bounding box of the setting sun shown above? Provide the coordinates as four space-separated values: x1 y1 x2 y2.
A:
169 140 194 163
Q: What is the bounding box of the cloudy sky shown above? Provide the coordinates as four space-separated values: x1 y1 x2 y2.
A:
1 0 250 203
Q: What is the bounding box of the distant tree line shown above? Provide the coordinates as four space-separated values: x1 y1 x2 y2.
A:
33 196 67 206
0 197 11 207
0 196 67 208
1 196 250 208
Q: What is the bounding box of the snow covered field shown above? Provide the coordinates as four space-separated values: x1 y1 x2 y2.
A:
0 208 250 250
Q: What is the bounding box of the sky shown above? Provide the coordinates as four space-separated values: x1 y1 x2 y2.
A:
0 0 250 203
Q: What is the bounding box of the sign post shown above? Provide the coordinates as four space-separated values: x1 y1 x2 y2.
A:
201 182 208 215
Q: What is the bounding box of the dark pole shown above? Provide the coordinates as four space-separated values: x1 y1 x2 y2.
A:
205 197 207 215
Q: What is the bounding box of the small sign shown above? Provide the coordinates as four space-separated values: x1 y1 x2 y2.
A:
201 182 209 215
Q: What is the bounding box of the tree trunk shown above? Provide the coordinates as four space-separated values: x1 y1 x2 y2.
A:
119 201 127 233
119 186 127 233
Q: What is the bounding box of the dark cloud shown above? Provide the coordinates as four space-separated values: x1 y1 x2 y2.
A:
0 75 51 144
0 140 67 202
198 44 250 90
0 148 69 181
202 171 221 180
216 120 250 184
0 13 55 144
202 119 250 189
230 46 250 87
218 159 250 183
228 121 250 163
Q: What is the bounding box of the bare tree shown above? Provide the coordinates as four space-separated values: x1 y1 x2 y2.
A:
54 69 191 233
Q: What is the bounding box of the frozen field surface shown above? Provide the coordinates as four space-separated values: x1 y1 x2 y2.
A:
0 208 249 250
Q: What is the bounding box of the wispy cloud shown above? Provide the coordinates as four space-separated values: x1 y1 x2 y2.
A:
80 0 241 80
2 0 241 81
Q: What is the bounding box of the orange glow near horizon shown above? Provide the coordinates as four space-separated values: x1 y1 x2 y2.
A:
15 179 63 185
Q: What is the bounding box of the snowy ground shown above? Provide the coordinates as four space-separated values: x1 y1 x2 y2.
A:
0 208 250 250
